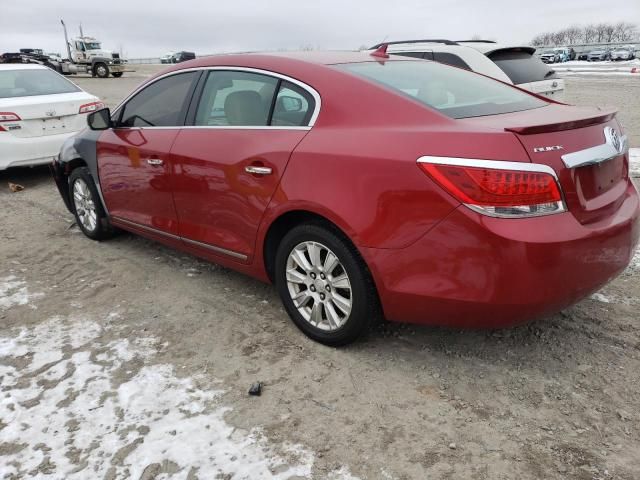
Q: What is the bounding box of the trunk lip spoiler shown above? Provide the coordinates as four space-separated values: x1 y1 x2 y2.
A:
504 109 617 135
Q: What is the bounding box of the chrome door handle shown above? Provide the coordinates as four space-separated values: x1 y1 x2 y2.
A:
245 165 272 175
147 158 164 166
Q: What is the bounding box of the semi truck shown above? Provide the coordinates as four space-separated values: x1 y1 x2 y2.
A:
0 21 127 78
58 20 127 78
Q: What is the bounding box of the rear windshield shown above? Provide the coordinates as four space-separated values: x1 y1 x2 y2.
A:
488 50 558 84
0 68 80 98
338 60 547 119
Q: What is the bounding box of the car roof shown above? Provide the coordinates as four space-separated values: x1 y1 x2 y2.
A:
0 64 49 71
178 50 415 68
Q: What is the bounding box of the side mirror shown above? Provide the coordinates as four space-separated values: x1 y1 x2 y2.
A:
87 108 112 130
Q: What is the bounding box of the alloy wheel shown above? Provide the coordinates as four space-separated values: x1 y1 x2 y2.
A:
72 178 97 232
285 241 353 331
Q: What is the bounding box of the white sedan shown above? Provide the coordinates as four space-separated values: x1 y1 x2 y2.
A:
0 64 103 170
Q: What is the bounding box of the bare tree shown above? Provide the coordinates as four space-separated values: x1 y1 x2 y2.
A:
531 34 546 46
564 25 582 45
583 24 597 43
603 23 617 42
595 23 609 42
613 22 637 42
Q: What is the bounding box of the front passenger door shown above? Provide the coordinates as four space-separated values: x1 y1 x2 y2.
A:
98 71 199 235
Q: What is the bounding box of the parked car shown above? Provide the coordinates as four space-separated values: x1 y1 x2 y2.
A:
553 47 572 62
0 64 103 170
611 47 635 61
577 51 590 61
539 49 560 63
375 40 564 100
172 51 196 63
160 51 175 64
588 48 611 61
51 51 639 345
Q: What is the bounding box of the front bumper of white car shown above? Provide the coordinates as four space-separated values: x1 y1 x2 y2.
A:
0 130 78 170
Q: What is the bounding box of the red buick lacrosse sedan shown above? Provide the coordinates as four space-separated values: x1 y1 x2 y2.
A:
51 50 639 345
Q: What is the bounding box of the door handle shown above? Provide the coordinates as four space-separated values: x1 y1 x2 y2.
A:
245 165 272 175
147 158 164 166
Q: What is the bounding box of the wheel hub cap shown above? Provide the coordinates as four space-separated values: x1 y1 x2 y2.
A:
285 241 352 331
72 178 97 232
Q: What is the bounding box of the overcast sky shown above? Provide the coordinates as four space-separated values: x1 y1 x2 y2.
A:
1 0 639 58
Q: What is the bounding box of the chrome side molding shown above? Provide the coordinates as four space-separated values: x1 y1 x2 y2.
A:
111 216 248 261
561 127 628 169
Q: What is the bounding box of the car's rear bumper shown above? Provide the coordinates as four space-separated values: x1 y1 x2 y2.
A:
0 130 78 170
363 181 640 328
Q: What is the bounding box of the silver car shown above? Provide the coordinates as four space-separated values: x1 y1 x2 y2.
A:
611 48 635 61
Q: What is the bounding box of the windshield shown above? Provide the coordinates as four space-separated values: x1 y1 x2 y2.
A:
0 68 80 98
542 50 555 54
488 49 558 84
337 60 547 119
84 42 101 50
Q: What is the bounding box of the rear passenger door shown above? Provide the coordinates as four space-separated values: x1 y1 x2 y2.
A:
170 69 317 262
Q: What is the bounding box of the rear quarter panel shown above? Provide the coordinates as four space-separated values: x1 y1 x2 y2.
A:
264 126 531 250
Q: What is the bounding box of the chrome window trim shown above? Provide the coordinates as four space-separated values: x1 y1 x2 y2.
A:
561 131 628 169
417 155 560 179
111 216 248 261
111 66 321 129
417 155 566 218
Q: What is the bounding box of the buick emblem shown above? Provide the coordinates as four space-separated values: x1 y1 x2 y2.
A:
605 126 622 154
45 110 56 117
551 81 558 88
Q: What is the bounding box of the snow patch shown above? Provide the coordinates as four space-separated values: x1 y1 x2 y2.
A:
590 293 611 303
0 275 43 310
0 316 358 479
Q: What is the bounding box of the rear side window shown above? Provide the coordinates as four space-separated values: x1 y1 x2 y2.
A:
338 60 547 119
119 72 197 127
393 52 427 59
433 52 471 70
0 68 80 98
488 50 558 84
195 71 278 126
272 81 315 127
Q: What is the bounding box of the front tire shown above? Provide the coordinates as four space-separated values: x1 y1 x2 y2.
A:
275 223 379 346
112 72 123 78
94 62 109 78
69 167 114 240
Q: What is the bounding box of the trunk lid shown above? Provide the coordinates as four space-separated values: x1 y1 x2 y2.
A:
461 104 629 224
0 92 95 138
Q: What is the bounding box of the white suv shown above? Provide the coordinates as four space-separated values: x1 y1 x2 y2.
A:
370 40 564 101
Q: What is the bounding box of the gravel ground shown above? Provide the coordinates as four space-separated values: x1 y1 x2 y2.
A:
1 67 639 479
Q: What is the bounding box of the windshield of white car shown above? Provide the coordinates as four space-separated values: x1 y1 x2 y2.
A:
338 60 547 119
0 68 80 98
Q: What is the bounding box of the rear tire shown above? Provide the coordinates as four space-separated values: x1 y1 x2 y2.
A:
275 223 379 346
69 167 114 240
94 63 109 78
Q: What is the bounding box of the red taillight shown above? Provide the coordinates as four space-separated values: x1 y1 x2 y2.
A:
0 112 21 122
79 102 105 114
418 157 565 217
0 112 20 132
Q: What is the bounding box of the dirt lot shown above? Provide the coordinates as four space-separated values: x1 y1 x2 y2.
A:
1 68 639 479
